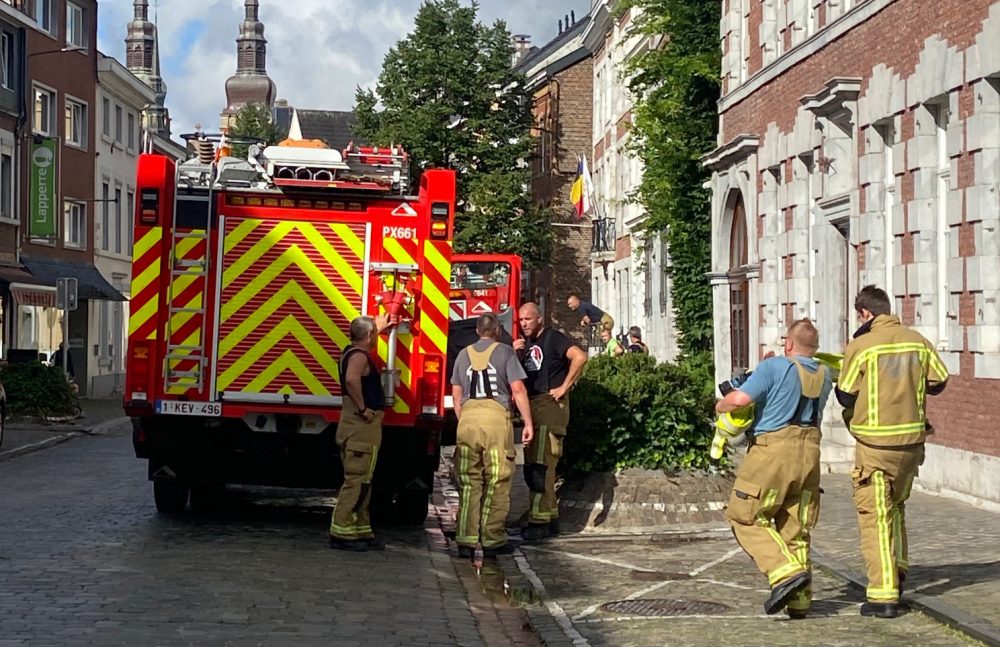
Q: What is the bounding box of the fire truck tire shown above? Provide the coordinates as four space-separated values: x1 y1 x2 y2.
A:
153 481 189 513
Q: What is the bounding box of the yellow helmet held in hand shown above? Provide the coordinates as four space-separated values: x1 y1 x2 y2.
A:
711 403 755 460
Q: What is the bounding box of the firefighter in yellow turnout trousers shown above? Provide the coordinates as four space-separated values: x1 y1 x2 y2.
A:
329 313 394 552
515 302 588 541
451 313 535 559
837 286 949 618
716 319 833 618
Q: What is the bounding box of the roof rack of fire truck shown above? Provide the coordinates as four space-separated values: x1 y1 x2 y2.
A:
176 132 410 195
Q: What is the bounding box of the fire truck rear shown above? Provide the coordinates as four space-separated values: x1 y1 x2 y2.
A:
125 139 454 523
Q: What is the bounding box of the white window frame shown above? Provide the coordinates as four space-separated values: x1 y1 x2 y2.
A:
114 185 122 254
66 1 85 48
35 0 53 34
63 199 86 249
876 119 897 302
32 83 56 136
64 95 87 149
0 140 13 223
127 112 136 151
0 32 12 90
932 100 951 350
115 104 122 143
126 188 134 254
100 180 109 251
102 96 110 137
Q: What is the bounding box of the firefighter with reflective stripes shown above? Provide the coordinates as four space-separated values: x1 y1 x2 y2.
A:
329 313 394 552
716 319 832 618
836 286 949 618
514 302 588 541
451 313 535 559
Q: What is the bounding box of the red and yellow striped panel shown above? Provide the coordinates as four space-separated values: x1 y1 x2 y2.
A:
215 218 366 399
128 226 163 342
419 239 452 357
166 230 207 395
377 235 419 414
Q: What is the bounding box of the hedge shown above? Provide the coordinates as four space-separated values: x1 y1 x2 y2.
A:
0 363 78 419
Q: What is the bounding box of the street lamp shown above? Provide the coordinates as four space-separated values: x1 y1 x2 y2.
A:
27 44 86 59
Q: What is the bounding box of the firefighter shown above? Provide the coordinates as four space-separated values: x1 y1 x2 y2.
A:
836 286 948 618
567 294 614 332
451 313 536 559
329 312 394 552
514 302 588 541
715 319 832 618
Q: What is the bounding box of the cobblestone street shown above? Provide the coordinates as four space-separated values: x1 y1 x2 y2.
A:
0 421 490 646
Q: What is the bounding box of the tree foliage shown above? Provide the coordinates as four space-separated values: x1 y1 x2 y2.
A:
617 0 721 355
354 0 551 267
228 104 286 160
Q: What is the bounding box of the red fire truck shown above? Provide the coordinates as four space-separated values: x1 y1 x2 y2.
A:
125 138 454 523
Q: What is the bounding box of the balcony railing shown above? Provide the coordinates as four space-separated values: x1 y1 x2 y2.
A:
591 217 615 254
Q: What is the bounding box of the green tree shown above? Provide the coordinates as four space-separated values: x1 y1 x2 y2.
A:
228 103 285 159
617 0 721 356
354 0 551 266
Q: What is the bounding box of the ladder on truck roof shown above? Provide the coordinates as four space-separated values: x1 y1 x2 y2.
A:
163 163 213 393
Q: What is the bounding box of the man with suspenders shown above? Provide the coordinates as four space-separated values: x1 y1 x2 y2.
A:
715 319 833 618
329 313 393 552
451 313 535 559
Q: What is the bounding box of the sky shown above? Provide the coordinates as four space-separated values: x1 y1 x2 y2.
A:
96 0 590 139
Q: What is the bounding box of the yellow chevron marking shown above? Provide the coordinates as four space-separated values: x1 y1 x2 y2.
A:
128 295 159 337
383 236 416 266
245 349 330 395
131 258 161 301
223 221 297 284
224 218 262 255
424 240 450 284
174 231 204 261
134 227 162 260
219 282 352 360
329 223 366 261
297 224 363 294
217 315 339 393
220 248 359 326
168 293 203 343
421 314 448 357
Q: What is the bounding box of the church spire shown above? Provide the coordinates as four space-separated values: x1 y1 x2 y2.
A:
126 0 171 137
223 0 277 126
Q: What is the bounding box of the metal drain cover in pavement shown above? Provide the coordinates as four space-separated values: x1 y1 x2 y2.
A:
600 599 731 616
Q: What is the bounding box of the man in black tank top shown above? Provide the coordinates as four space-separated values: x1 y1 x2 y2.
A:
329 312 392 552
514 302 588 541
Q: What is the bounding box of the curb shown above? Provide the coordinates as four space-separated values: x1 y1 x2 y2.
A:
0 432 80 462
813 551 1000 647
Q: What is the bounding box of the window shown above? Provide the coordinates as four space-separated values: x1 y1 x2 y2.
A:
64 98 87 148
66 2 85 48
931 101 951 349
102 97 110 136
114 187 122 254
115 105 122 143
33 85 56 135
100 182 109 251
64 201 85 248
876 121 897 301
0 150 11 220
34 0 52 33
127 113 135 150
0 33 12 90
729 195 750 372
126 190 134 253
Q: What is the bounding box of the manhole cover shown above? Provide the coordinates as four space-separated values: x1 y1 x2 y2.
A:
629 570 691 582
600 599 731 616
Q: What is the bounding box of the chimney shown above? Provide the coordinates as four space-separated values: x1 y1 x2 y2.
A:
511 34 532 66
571 10 576 24
565 14 570 30
558 18 563 34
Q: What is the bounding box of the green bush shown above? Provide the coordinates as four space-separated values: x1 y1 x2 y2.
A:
563 352 718 477
1 362 78 419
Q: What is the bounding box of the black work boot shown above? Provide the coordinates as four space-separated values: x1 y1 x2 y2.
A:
860 601 900 618
547 519 561 536
364 536 386 551
521 523 550 542
483 543 515 558
457 545 475 560
764 572 811 615
328 537 369 552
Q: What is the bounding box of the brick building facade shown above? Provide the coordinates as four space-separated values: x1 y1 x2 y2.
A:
516 15 594 343
707 0 1000 507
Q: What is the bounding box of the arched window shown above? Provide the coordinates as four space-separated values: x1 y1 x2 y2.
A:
729 194 750 372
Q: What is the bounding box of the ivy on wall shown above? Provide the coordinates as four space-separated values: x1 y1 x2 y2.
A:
616 0 721 357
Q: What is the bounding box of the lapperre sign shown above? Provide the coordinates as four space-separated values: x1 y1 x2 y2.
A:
30 137 58 238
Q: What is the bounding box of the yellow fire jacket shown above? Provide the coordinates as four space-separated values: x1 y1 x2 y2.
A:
838 315 949 447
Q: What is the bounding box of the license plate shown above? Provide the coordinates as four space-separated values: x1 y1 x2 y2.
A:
156 400 222 417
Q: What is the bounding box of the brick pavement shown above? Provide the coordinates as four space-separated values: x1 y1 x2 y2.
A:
0 421 493 646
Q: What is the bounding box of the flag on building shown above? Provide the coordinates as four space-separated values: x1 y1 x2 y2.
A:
570 155 592 218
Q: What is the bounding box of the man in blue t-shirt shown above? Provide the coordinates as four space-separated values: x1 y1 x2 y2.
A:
715 319 832 619
567 295 614 332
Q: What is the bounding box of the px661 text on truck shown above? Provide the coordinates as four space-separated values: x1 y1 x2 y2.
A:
125 137 454 524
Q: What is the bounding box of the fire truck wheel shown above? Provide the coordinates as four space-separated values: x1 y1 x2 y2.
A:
153 481 190 513
395 491 430 526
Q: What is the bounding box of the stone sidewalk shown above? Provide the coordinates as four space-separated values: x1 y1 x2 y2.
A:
0 398 127 460
812 474 1000 646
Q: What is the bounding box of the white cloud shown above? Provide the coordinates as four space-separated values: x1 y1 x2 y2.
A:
98 0 589 137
